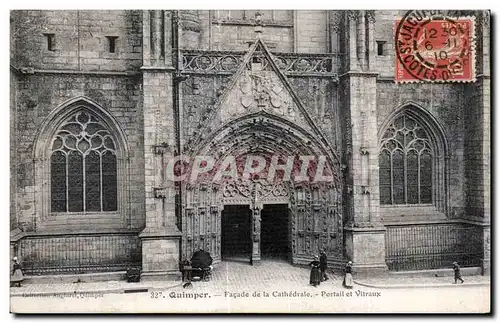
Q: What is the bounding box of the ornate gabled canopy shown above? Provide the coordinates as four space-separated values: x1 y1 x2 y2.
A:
188 39 341 178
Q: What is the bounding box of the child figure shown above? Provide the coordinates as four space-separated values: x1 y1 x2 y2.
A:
453 261 464 284
11 257 24 287
343 261 354 289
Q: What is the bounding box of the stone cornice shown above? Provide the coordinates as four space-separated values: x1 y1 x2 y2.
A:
139 225 182 239
382 218 490 227
140 66 176 72
11 228 141 242
339 71 379 78
211 19 293 28
343 226 386 232
11 66 140 77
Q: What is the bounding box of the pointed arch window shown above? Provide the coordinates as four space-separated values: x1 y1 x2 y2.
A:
379 114 433 205
50 111 117 213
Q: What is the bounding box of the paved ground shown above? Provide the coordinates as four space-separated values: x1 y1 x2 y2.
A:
11 261 338 296
10 260 491 313
356 274 490 288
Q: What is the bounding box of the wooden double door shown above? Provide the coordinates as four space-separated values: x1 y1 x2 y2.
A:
221 205 252 261
221 204 290 262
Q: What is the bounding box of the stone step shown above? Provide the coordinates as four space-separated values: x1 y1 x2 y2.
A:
23 271 127 284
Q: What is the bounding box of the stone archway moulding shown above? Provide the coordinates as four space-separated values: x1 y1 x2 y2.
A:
32 96 132 231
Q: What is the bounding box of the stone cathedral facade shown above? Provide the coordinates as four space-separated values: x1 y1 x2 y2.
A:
10 10 490 279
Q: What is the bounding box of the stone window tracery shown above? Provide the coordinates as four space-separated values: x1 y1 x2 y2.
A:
50 111 117 213
379 114 433 205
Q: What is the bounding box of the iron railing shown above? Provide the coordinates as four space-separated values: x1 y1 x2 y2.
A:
18 233 142 275
385 223 483 271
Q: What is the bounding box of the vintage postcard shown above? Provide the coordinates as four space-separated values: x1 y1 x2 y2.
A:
9 9 491 313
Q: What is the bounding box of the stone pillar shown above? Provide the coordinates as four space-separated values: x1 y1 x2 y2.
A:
180 10 202 50
341 11 386 275
151 10 165 66
142 10 152 67
479 12 490 276
328 11 342 74
164 12 173 67
366 11 376 70
342 72 386 275
251 205 261 265
356 10 367 70
480 225 490 275
346 11 360 71
463 11 490 275
140 10 181 281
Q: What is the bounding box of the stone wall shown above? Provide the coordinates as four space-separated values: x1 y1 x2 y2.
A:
13 73 145 232
141 239 179 272
209 24 293 52
464 12 491 221
372 10 406 78
12 10 142 71
10 69 18 231
374 10 490 222
182 10 329 53
11 10 145 233
464 80 490 219
376 82 466 218
295 10 328 53
374 11 466 220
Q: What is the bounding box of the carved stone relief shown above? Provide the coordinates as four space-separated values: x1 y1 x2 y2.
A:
182 75 232 147
222 178 289 201
220 70 298 124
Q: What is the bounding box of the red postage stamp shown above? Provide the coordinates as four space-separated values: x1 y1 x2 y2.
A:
395 11 475 83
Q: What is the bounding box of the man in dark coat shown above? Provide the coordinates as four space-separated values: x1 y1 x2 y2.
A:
453 261 464 284
319 250 329 281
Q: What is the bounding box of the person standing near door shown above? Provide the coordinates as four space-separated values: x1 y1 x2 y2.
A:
343 261 354 289
309 255 321 287
319 250 329 281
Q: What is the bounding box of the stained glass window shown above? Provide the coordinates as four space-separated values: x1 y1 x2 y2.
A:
50 111 118 213
379 114 433 205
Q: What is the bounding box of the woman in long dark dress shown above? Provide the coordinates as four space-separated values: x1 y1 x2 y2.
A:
11 257 24 287
453 261 464 284
309 256 321 287
343 261 353 288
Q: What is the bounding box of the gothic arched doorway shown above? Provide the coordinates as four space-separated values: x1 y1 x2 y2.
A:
180 113 343 266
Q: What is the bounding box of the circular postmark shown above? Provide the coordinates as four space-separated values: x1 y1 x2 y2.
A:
395 10 474 82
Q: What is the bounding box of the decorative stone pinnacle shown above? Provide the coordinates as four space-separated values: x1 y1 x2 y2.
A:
366 10 376 23
255 11 262 24
254 11 263 37
347 10 359 22
329 11 343 32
